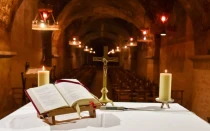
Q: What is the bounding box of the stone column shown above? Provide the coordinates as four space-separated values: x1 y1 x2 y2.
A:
152 35 160 83
130 47 138 72
159 35 168 72
122 47 129 70
75 48 82 68
119 49 124 67
41 31 52 67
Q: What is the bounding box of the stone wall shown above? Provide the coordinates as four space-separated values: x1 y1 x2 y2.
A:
191 68 210 120
189 30 210 120
0 0 42 118
10 0 42 89
159 12 195 109
160 39 194 109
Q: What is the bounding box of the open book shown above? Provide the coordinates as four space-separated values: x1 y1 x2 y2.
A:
26 79 100 115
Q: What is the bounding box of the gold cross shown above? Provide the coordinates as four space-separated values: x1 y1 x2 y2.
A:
92 46 118 105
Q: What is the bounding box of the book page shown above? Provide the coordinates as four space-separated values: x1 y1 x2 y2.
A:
55 79 97 107
28 84 69 113
26 89 45 114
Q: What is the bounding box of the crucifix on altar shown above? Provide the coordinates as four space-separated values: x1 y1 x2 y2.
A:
93 46 118 105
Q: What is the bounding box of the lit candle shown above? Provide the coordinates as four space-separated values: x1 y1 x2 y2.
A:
38 66 50 86
159 69 172 101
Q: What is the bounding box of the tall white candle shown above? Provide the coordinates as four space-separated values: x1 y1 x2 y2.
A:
38 66 50 86
159 69 172 101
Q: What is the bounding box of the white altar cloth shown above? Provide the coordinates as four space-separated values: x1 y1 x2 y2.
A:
0 102 210 131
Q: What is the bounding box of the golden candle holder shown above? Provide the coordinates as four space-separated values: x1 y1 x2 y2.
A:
99 87 114 106
156 98 174 108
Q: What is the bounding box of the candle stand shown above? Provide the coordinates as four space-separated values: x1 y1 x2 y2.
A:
156 98 174 108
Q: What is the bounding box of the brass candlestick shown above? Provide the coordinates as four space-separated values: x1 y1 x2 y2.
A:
99 58 114 106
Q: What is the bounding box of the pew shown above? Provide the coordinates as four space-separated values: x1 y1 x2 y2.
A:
109 67 184 105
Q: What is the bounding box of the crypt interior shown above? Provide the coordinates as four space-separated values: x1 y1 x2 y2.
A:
0 0 210 122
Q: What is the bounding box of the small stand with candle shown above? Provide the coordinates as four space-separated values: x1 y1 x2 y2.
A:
156 69 174 108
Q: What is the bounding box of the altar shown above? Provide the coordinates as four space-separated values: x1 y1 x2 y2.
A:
0 102 210 131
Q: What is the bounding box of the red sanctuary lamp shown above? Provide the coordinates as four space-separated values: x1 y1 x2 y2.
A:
160 14 168 36
160 15 168 23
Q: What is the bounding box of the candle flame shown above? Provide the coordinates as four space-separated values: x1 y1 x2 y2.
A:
42 66 45 71
165 69 167 73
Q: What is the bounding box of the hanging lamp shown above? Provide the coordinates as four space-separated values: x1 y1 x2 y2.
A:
32 5 59 31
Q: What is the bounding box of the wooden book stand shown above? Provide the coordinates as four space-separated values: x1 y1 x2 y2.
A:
37 105 100 125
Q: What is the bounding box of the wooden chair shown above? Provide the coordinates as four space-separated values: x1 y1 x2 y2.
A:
20 62 29 105
207 117 210 123
145 89 158 102
171 90 184 105
50 65 56 82
114 88 132 102
11 87 23 108
132 89 147 102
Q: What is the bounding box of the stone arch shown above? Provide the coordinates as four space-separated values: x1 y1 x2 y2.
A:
178 0 208 30
51 0 148 55
0 0 23 30
82 32 118 46
76 18 131 38
178 0 209 55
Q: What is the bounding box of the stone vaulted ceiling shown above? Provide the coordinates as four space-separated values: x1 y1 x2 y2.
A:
1 0 209 49
46 0 209 48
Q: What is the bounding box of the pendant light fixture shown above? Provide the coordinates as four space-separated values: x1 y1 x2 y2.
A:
32 5 59 31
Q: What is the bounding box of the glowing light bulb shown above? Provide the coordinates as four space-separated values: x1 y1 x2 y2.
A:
143 30 147 35
40 23 45 28
165 69 168 73
73 37 76 41
130 37 133 41
79 45 81 48
161 15 167 23
43 12 48 18
143 36 146 40
124 46 127 48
